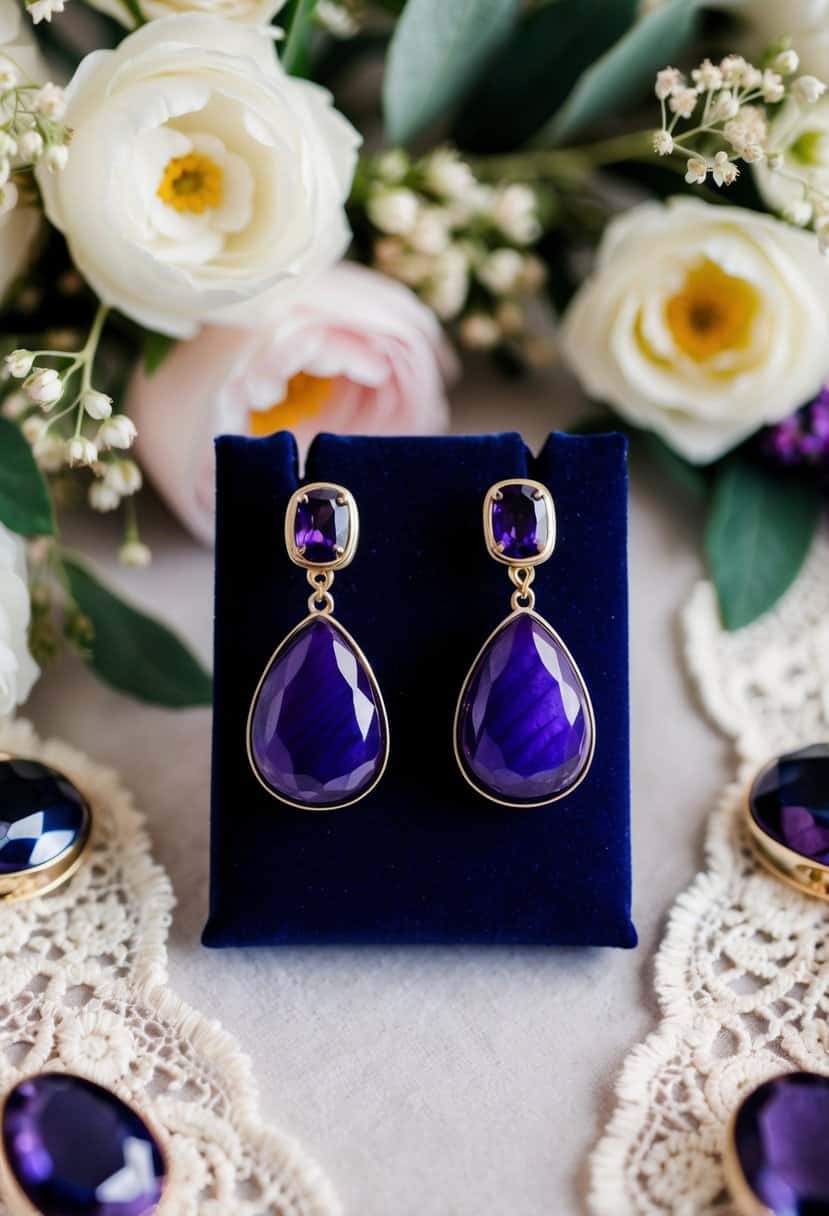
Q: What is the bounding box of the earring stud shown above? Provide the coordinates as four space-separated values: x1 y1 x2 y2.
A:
0 755 92 903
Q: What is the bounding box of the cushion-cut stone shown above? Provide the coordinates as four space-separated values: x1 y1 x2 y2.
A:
293 486 350 564
733 1072 829 1215
490 483 550 561
749 744 829 864
2 1072 165 1216
249 616 387 808
0 757 89 875
456 612 592 805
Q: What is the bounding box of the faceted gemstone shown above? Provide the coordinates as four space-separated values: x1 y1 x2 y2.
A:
491 482 551 561
250 616 386 807
456 612 592 805
733 1072 829 1214
293 486 350 564
0 757 89 875
2 1072 166 1216
749 744 829 864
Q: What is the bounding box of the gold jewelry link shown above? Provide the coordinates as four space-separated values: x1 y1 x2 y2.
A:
508 565 535 612
307 568 335 615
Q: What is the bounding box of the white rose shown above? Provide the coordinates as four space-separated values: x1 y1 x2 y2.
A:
755 97 829 221
85 0 281 28
0 523 39 717
38 16 361 338
561 197 829 463
725 0 829 81
0 0 42 304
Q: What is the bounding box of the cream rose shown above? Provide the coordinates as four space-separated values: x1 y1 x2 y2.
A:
38 16 361 338
0 0 42 304
728 0 829 81
0 523 39 716
561 197 829 463
85 0 282 29
754 97 829 223
128 263 457 542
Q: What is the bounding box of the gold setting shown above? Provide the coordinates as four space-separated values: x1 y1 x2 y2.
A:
284 482 359 571
483 478 556 567
0 753 92 904
721 1088 783 1216
744 759 829 901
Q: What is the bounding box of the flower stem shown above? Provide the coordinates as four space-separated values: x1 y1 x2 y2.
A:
282 0 317 77
475 130 655 182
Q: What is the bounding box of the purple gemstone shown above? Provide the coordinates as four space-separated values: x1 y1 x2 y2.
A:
0 758 89 875
749 744 829 864
250 616 386 808
491 483 550 560
294 487 350 564
456 612 593 805
733 1072 829 1214
3 1073 165 1216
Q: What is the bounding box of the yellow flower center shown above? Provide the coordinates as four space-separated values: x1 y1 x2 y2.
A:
249 372 336 436
664 258 758 361
157 152 224 214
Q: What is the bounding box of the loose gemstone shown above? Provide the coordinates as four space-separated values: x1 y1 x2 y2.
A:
749 744 829 864
490 482 551 561
250 616 386 808
0 757 89 875
456 612 592 805
732 1072 829 1214
293 486 350 564
2 1072 165 1216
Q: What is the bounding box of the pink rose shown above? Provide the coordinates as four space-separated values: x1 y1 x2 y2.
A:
129 263 457 543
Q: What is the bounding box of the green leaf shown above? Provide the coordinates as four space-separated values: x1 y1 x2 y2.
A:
705 459 822 631
63 555 212 707
143 330 175 377
384 0 520 145
0 417 55 537
640 433 708 499
455 0 637 153
538 0 700 146
282 0 317 76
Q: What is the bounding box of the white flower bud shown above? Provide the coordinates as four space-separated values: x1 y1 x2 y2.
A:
24 367 62 407
88 481 120 512
792 75 827 105
33 83 66 119
408 208 450 256
774 50 799 76
691 59 722 91
424 148 475 199
478 248 525 295
104 459 142 496
742 142 765 164
17 130 43 162
0 65 18 89
32 433 64 471
685 157 708 185
1 390 28 419
652 129 673 156
422 247 468 320
711 90 739 121
655 67 684 101
43 144 68 173
0 133 16 159
21 415 46 445
66 436 98 467
5 349 35 378
97 414 137 450
0 181 17 218
27 0 66 21
490 184 540 245
315 0 358 36
762 70 785 103
459 312 501 351
367 188 419 236
119 540 152 568
668 88 698 119
375 149 409 184
81 389 113 420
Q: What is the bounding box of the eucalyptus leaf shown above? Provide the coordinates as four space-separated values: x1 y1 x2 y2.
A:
143 330 175 377
63 555 212 707
705 459 822 631
0 417 55 537
539 0 700 146
384 0 520 145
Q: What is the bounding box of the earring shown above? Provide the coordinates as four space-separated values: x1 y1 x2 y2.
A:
745 743 829 900
247 483 389 811
0 754 92 902
454 479 595 808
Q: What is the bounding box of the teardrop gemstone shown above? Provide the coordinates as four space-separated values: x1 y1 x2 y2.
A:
249 616 387 808
456 611 593 806
731 1072 829 1215
0 757 89 875
749 744 829 864
2 1072 166 1216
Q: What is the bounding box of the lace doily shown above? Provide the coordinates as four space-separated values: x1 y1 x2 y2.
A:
590 529 829 1216
0 717 339 1216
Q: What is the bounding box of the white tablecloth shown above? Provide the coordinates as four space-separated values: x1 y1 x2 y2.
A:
26 365 728 1215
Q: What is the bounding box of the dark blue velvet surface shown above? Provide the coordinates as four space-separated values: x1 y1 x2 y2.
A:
203 431 635 948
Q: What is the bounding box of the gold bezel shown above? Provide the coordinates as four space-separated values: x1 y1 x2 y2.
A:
0 755 93 904
246 613 390 812
0 1070 171 1216
452 608 596 808
483 479 556 567
284 482 359 571
744 757 829 901
721 1088 781 1216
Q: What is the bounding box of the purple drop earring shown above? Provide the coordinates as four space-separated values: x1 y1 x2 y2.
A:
453 479 595 807
247 483 389 811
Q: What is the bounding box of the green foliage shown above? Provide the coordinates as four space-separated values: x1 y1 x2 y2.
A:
63 555 213 707
384 0 520 145
142 330 175 377
282 0 318 76
0 417 55 537
705 458 822 631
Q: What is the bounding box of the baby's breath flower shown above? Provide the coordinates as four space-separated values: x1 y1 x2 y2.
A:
653 129 673 155
408 208 449 256
774 50 799 76
103 459 142 495
711 90 739 121
119 540 151 568
33 433 64 471
97 414 137 450
88 481 120 512
424 148 476 199
459 312 501 350
5 350 34 378
422 247 468 319
375 149 409 184
692 59 722 91
24 368 63 408
0 64 18 89
762 70 785 104
490 183 539 244
81 389 112 420
712 151 739 186
685 157 708 185
655 67 684 100
43 144 68 173
720 55 748 86
1 391 27 419
315 0 358 38
66 436 98 467
478 247 524 295
367 188 419 236
21 415 46 445
17 130 43 162
668 88 698 119
27 0 65 22
793 76 827 106
33 83 66 119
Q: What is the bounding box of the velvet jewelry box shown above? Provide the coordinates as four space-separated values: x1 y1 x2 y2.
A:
203 430 635 948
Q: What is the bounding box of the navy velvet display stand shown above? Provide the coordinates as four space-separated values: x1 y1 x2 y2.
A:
203 431 636 948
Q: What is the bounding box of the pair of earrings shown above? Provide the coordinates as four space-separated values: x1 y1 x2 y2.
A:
246 480 596 811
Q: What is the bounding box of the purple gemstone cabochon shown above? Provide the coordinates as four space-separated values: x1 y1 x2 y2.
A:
2 1072 165 1216
749 743 829 865
456 611 593 805
490 483 550 561
293 486 350 564
249 615 387 808
733 1072 829 1214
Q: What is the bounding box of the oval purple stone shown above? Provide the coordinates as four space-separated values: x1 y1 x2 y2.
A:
249 616 387 808
456 611 593 805
732 1072 829 1214
749 744 829 864
2 1072 165 1216
491 483 550 561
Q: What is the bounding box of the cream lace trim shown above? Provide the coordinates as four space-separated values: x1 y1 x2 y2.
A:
589 530 829 1216
0 718 340 1216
